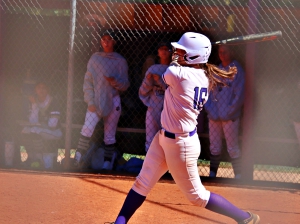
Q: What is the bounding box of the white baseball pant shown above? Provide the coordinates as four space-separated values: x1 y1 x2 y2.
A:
132 129 210 207
80 95 121 145
145 106 162 152
209 118 241 158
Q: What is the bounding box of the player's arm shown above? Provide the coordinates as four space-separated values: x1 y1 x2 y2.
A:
152 73 167 90
138 70 155 107
48 100 61 130
109 59 130 92
48 112 60 129
228 62 245 115
83 58 95 108
28 98 39 124
162 66 180 88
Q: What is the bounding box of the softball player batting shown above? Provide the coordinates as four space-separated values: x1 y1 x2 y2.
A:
139 42 172 152
113 32 260 223
74 30 130 170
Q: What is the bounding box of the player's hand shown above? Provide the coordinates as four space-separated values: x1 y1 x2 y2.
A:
152 73 160 82
28 95 36 104
104 76 115 82
146 73 153 81
88 105 97 112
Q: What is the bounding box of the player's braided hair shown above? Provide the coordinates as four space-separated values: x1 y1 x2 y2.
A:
201 63 237 91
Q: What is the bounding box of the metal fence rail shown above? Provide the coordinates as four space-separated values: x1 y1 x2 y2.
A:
0 0 299 185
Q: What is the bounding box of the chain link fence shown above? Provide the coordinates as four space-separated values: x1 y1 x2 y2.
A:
0 0 299 185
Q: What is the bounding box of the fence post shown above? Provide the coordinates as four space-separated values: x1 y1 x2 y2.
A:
0 0 3 166
241 0 259 181
64 0 77 169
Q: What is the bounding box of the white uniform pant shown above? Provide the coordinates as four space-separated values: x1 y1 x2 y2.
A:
208 118 241 158
132 130 210 207
80 95 121 145
145 107 162 152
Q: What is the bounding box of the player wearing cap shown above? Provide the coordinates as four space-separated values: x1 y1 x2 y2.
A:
112 32 259 224
139 42 172 153
74 30 130 170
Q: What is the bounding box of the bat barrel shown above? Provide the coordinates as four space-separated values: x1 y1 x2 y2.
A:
212 30 282 45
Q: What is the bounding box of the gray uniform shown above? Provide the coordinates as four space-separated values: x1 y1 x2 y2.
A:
139 64 168 152
204 60 245 178
81 51 129 144
204 60 245 158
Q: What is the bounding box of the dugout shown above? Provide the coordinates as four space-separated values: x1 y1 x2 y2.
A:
0 0 300 178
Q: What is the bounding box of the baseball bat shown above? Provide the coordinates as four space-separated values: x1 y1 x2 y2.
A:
212 30 282 45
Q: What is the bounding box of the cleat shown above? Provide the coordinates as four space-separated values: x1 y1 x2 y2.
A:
102 161 111 170
235 174 242 179
74 151 82 167
238 212 260 224
102 152 117 170
209 171 216 178
78 142 99 169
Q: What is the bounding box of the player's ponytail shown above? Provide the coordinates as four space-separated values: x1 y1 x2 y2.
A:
201 63 237 91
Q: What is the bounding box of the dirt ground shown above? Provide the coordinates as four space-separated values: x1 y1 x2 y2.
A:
0 169 299 224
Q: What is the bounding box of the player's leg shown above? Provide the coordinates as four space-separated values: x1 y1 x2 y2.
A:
162 133 210 206
39 129 63 160
206 193 260 223
223 118 242 178
75 110 100 167
21 133 34 165
162 134 258 223
102 95 121 170
209 119 223 177
145 109 153 152
145 107 161 152
39 128 63 140
115 132 168 223
31 136 44 165
24 133 44 165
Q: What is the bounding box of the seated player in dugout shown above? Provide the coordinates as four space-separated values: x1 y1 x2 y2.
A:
74 30 130 171
139 42 172 153
20 82 62 167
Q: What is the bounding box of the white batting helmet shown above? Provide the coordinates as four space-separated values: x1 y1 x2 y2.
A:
171 32 211 64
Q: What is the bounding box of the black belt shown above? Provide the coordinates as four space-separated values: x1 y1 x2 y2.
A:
162 128 197 139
